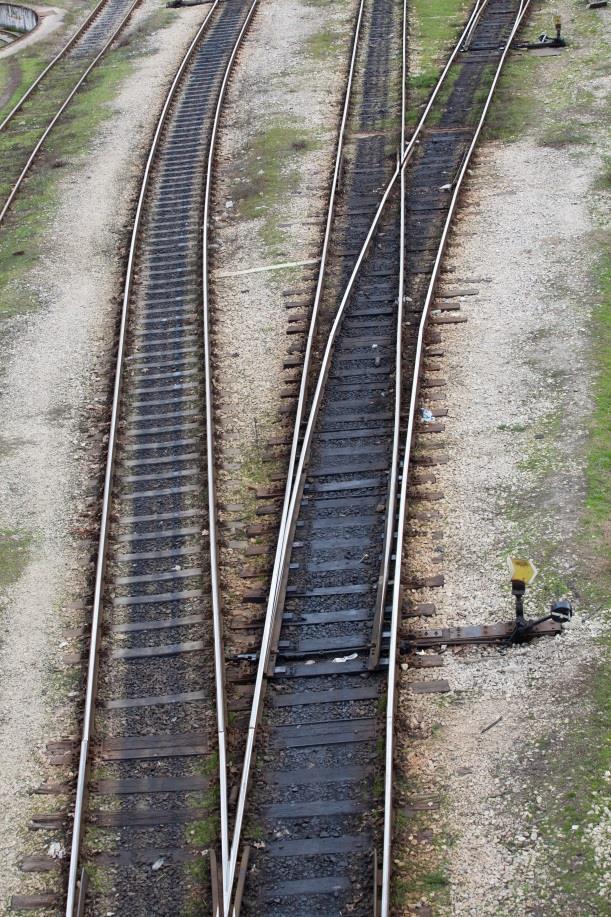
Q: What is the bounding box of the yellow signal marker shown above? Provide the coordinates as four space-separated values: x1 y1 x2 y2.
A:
506 555 538 585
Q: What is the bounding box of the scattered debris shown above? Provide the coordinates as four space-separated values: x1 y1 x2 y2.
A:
480 716 503 735
47 842 65 860
333 652 358 663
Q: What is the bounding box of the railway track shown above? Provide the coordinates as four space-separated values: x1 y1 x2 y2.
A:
65 1 258 913
18 0 533 911
226 0 533 914
0 0 142 224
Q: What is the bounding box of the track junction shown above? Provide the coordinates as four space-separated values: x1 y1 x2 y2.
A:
0 0 538 913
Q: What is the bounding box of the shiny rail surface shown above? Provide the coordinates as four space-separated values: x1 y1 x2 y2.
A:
0 0 142 224
65 1 258 913
227 0 532 913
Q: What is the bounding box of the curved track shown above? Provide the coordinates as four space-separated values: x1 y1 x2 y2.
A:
0 0 142 224
227 0 532 914
65 1 258 913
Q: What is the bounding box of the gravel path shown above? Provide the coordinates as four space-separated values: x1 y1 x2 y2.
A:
212 0 357 465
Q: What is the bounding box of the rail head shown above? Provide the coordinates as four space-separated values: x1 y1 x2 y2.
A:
201 0 260 909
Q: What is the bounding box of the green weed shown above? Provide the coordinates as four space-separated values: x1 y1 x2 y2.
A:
307 28 340 60
407 0 471 118
233 119 318 255
0 528 33 594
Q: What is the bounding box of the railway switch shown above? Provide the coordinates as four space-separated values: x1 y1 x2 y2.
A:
525 16 566 49
505 555 573 643
508 597 574 643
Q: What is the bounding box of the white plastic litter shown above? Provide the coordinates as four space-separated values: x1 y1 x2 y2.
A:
152 858 165 871
48 842 65 860
420 408 434 423
333 652 358 663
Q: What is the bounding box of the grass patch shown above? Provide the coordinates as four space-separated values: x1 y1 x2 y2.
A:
0 528 33 595
0 3 182 323
233 119 318 255
0 53 46 121
585 252 610 529
306 27 341 60
518 642 611 909
407 0 471 121
517 409 563 476
422 868 450 890
485 0 610 144
49 54 132 156
484 53 539 141
0 0 100 122
0 46 135 323
186 773 221 850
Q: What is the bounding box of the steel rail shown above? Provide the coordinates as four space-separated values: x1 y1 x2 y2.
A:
257 0 489 669
261 0 368 654
380 2 532 913
0 0 142 226
65 3 222 912
462 0 493 50
0 0 111 134
200 1 259 911
368 0 408 671
226 2 495 902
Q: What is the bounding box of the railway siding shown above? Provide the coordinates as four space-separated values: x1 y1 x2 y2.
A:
232 1 534 914
0 0 141 223
62 1 259 913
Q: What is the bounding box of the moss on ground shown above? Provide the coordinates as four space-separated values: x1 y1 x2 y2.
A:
0 528 33 595
406 0 471 123
232 118 319 255
0 9 177 324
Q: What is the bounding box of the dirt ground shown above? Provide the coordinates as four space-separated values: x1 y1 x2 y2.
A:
0 2 213 907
